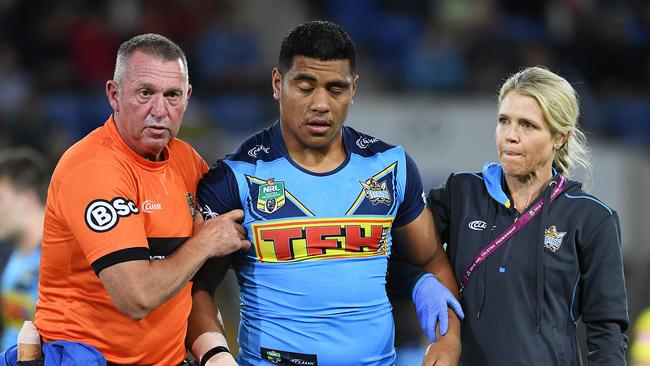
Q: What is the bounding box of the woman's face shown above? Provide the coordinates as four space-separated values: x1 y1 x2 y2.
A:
495 91 558 180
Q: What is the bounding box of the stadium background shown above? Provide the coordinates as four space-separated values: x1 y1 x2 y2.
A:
0 0 648 363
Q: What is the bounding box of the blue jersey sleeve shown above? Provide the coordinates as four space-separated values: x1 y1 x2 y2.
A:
197 160 242 218
394 152 425 227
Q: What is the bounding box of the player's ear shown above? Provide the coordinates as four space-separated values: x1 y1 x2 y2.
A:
272 68 282 100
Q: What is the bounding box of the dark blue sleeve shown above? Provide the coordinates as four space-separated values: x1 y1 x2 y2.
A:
580 211 629 364
196 160 242 219
426 174 453 244
387 172 453 298
394 152 425 227
386 259 427 299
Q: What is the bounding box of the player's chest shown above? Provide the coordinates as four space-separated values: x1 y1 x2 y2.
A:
242 160 401 219
238 160 401 263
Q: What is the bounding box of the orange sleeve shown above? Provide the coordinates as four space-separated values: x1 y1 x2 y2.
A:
54 158 148 266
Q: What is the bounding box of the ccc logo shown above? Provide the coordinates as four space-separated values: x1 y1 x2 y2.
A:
468 220 487 231
85 197 139 232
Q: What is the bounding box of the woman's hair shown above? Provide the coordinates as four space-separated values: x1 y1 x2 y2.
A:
498 66 592 183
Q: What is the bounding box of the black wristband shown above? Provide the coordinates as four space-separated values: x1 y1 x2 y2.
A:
200 346 230 366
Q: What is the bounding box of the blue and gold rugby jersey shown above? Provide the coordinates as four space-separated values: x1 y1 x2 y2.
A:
197 122 424 366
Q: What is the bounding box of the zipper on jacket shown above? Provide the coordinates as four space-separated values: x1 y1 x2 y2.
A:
475 198 495 320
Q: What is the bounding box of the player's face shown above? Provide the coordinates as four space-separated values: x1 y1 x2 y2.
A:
107 51 191 161
496 91 563 180
272 56 358 150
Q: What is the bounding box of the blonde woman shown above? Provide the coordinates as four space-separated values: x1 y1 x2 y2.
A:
391 66 629 365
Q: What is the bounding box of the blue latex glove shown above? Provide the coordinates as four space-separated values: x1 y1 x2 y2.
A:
412 273 464 342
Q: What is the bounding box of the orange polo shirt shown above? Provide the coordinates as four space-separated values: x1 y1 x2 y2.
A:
35 116 208 365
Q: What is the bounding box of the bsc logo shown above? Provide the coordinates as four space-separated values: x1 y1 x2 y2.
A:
85 197 138 232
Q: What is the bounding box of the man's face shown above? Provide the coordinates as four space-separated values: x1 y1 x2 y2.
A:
272 56 358 150
106 51 192 161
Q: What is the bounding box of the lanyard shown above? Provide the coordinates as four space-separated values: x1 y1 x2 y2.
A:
460 176 566 293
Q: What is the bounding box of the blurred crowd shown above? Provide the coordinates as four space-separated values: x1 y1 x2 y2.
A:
1 0 648 167
0 0 649 363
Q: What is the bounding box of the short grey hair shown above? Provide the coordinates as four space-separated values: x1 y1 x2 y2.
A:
113 33 189 85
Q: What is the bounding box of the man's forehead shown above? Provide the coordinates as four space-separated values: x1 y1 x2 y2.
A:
287 56 353 78
124 51 187 81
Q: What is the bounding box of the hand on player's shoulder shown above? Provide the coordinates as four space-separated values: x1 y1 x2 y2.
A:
193 209 250 257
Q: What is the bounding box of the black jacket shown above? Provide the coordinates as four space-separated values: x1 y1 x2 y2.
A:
389 164 629 365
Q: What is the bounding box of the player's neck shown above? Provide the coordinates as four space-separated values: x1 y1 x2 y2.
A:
287 139 346 173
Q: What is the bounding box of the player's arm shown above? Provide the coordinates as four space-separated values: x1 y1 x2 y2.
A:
186 161 243 365
390 155 460 366
98 210 248 320
392 209 461 366
388 173 463 343
187 256 237 365
387 177 453 300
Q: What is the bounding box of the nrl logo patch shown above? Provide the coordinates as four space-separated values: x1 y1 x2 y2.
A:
257 178 286 214
359 178 391 206
544 225 567 252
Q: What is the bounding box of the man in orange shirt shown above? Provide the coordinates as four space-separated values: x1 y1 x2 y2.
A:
34 34 249 365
